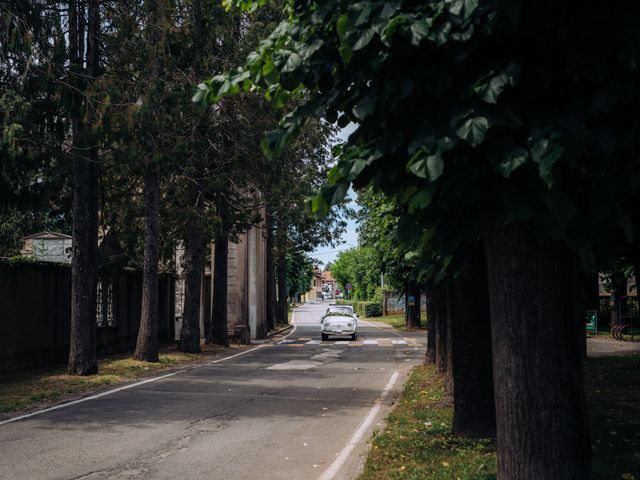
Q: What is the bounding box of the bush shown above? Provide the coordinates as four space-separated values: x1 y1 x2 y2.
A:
335 299 382 317
363 302 382 317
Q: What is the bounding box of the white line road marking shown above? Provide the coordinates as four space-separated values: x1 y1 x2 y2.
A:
391 340 408 345
306 340 321 345
334 341 350 345
317 371 401 480
359 319 404 338
277 340 295 344
0 338 274 427
363 340 378 345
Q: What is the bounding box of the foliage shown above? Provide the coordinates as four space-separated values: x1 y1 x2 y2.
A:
285 249 314 297
335 299 382 317
331 245 380 300
362 301 382 317
202 0 640 280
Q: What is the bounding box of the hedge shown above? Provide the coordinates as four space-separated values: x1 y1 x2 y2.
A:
335 299 382 318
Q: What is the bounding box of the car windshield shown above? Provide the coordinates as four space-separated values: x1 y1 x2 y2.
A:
326 306 353 316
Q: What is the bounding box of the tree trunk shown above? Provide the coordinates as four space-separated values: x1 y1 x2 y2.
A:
449 241 496 438
435 284 448 375
484 225 590 479
265 210 277 331
209 232 229 346
178 200 204 353
405 282 421 328
68 0 98 376
276 229 288 325
133 0 164 362
424 283 436 364
133 162 160 362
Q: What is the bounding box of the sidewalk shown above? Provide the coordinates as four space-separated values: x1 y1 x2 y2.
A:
587 337 640 357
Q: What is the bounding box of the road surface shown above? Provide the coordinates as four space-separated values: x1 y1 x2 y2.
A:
0 302 425 480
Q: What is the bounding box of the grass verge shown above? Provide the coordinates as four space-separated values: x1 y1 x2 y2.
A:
367 314 427 330
590 330 640 343
359 364 497 480
0 343 238 415
359 355 640 480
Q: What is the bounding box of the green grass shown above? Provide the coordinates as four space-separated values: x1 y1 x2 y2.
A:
0 344 236 415
359 355 640 479
367 314 427 330
359 364 497 480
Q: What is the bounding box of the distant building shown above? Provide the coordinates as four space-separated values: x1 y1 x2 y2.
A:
20 232 72 264
321 270 337 298
302 267 323 302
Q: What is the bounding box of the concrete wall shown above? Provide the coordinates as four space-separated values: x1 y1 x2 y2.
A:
0 263 174 373
210 208 268 340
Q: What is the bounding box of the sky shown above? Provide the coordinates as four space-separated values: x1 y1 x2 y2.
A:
311 123 359 267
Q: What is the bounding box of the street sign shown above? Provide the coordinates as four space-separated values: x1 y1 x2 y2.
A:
408 295 415 307
345 283 352 291
585 310 598 334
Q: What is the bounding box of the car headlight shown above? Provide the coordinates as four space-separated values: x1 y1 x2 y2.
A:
347 322 353 327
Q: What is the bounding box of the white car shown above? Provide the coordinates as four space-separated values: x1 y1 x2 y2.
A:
321 305 358 341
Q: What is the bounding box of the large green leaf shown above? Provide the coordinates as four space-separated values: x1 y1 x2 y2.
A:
497 147 528 178
451 113 489 147
446 0 479 20
530 135 564 188
407 150 444 181
281 52 302 73
473 63 520 104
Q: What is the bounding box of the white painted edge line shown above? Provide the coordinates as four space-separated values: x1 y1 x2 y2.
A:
0 308 304 427
0 369 184 427
0 315 302 428
360 319 404 338
306 340 321 345
317 370 400 480
363 340 378 345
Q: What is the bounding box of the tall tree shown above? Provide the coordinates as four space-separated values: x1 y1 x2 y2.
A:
204 1 640 476
133 0 165 362
68 0 100 375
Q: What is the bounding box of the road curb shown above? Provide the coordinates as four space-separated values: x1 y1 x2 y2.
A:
268 324 294 337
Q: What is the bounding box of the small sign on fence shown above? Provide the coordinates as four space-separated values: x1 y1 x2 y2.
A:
585 310 598 334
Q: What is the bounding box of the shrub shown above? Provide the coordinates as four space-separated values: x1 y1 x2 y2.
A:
363 302 382 317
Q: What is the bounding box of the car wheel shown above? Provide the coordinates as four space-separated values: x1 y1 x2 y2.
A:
321 333 328 341
351 333 357 341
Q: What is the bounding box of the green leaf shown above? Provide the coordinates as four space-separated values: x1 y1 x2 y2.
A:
353 29 375 51
309 194 330 218
446 0 479 20
497 147 528 178
452 113 489 147
530 136 564 188
261 59 279 83
192 83 209 106
353 96 377 121
408 19 430 46
281 52 302 73
336 14 354 63
473 63 520 104
327 165 344 184
409 189 433 211
407 150 444 181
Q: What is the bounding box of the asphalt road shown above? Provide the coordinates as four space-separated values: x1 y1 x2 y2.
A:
0 302 425 480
